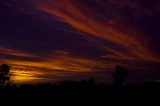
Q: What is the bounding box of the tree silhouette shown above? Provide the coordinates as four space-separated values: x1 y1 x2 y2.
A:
112 65 129 86
0 64 11 85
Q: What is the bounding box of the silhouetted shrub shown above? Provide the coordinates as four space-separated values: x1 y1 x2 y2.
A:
0 64 11 85
112 65 129 86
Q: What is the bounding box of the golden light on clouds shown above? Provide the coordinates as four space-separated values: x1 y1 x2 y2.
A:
11 68 45 84
0 50 110 83
0 0 160 84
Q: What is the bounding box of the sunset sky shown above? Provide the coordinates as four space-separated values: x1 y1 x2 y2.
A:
0 0 160 84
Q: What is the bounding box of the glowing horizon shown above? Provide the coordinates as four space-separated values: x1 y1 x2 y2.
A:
0 0 160 84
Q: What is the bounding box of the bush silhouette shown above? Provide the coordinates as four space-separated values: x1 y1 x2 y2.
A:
112 65 129 86
0 64 11 85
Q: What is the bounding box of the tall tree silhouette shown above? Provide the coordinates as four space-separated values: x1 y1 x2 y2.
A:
112 65 129 86
0 64 11 85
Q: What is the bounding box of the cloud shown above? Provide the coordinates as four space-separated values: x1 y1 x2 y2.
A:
0 46 36 57
0 50 112 84
1 50 109 72
0 0 160 84
34 0 159 62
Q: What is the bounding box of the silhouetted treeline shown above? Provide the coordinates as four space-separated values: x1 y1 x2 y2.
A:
0 79 160 100
0 80 160 105
0 64 160 104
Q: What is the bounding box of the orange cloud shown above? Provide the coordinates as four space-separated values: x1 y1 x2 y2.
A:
34 0 159 62
11 68 45 84
0 50 111 83
1 50 108 72
1 0 159 84
0 47 36 57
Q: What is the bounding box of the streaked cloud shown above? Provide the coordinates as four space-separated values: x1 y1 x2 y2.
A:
0 50 111 83
0 46 36 57
34 0 159 62
0 0 160 84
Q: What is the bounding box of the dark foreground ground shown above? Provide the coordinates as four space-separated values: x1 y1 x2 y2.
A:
0 80 160 104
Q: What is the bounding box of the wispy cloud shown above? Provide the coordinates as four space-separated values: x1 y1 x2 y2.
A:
0 0 160 84
0 46 36 57
0 50 111 83
34 0 159 62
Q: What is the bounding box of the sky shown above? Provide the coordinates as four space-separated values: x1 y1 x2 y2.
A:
0 0 160 84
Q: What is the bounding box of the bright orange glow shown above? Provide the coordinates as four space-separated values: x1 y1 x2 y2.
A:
0 50 111 83
0 0 159 84
11 68 45 84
